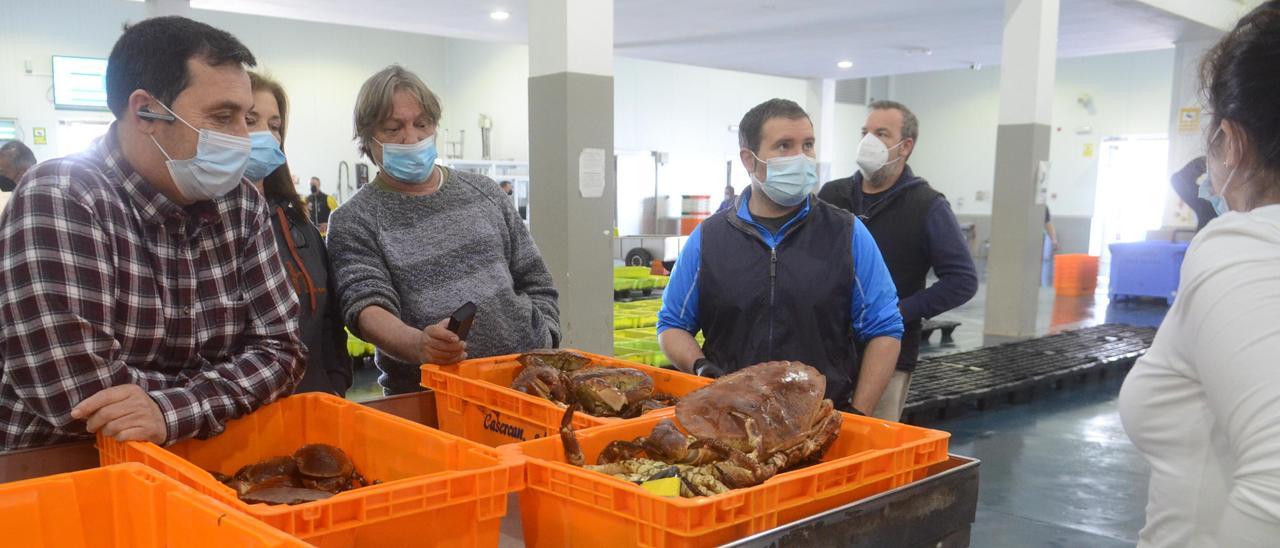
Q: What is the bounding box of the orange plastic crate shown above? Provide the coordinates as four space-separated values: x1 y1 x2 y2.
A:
1054 254 1099 295
0 463 308 547
512 411 950 547
98 392 523 547
421 350 713 447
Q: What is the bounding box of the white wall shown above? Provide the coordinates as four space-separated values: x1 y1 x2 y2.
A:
0 0 456 196
0 0 818 217
613 57 811 233
887 49 1176 217
440 39 529 163
830 102 869 181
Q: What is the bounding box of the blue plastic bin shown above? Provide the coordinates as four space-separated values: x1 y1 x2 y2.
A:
1108 241 1189 304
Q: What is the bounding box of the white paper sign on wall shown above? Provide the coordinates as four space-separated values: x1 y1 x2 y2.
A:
579 147 606 198
1035 160 1051 205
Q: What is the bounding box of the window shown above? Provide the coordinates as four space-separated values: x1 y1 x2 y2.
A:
57 120 111 157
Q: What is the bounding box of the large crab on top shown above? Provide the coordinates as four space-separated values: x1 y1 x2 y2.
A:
511 349 678 418
559 361 844 497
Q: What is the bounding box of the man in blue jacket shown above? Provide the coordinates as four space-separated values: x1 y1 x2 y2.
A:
819 100 978 421
658 98 904 415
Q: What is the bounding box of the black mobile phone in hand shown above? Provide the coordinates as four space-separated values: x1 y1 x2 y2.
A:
446 302 477 341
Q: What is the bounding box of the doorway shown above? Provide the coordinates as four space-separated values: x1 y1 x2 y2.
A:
1088 136 1171 268
57 119 111 158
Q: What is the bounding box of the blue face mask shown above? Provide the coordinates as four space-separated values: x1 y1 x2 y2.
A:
1199 126 1238 216
243 131 287 182
750 151 818 207
376 135 437 184
148 99 251 201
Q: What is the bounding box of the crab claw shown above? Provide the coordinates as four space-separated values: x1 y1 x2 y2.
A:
560 402 586 466
701 438 768 488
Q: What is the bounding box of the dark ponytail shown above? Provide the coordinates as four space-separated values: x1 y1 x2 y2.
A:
1200 1 1280 203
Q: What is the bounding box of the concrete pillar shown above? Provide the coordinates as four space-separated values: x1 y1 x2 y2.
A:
806 78 837 182
1161 38 1221 228
984 0 1059 338
146 0 191 17
528 0 615 353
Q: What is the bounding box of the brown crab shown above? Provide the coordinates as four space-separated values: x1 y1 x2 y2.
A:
211 443 372 505
570 367 657 418
518 349 592 371
511 350 676 419
561 361 843 497
294 444 367 493
512 349 593 402
224 456 299 496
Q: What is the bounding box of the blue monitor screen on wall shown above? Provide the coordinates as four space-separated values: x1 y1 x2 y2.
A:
53 56 109 111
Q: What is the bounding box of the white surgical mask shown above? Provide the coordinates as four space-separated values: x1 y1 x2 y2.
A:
750 151 818 207
1202 125 1238 215
148 100 251 201
856 133 905 181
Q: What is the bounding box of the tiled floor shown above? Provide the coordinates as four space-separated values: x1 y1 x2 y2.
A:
925 277 1168 547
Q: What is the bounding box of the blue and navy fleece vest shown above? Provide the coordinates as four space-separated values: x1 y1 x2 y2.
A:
697 200 858 407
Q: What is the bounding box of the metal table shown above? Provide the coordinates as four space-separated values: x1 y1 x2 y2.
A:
726 456 980 548
0 391 979 547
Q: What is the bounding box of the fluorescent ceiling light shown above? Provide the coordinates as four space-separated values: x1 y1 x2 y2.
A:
836 60 853 69
490 10 510 21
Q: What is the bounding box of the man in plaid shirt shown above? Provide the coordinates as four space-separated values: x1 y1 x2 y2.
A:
0 17 304 450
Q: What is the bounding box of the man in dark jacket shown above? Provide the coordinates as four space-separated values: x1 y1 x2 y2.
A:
0 140 37 192
818 100 978 421
306 176 334 232
659 99 904 415
1169 157 1216 230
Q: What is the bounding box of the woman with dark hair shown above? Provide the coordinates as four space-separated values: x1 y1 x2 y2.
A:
246 71 352 396
1120 2 1280 545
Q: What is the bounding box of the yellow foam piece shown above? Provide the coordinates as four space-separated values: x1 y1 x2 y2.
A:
640 476 682 497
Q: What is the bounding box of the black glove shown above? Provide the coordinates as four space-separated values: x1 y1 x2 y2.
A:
693 358 724 379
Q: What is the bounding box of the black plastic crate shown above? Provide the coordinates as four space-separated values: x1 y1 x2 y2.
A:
902 324 1157 424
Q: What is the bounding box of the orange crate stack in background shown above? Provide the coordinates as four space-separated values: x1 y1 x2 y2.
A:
1054 254 1100 296
421 350 713 447
512 411 950 547
98 392 524 547
0 463 308 548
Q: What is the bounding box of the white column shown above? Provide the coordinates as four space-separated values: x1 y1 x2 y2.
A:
528 0 616 353
1161 38 1222 228
806 78 837 182
984 0 1060 338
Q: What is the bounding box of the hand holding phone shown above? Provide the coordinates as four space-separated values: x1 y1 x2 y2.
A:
446 301 477 341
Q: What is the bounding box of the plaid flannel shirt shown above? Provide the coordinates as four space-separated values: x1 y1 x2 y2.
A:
0 126 304 450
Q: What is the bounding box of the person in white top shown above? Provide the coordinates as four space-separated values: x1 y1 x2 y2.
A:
1119 3 1280 546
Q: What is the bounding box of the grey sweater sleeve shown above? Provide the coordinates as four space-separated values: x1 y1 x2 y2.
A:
497 188 561 347
326 197 400 338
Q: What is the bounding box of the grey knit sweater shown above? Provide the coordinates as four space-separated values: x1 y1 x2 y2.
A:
328 168 560 394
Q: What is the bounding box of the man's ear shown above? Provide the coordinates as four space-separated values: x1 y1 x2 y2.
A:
128 90 162 135
901 138 916 160
740 148 757 176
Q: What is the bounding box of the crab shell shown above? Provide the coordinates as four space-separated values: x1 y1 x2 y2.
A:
293 444 355 479
676 361 832 457
569 367 655 417
230 455 301 493
518 349 592 372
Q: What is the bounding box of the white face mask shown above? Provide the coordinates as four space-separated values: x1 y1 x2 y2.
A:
856 133 905 181
1201 125 1238 215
